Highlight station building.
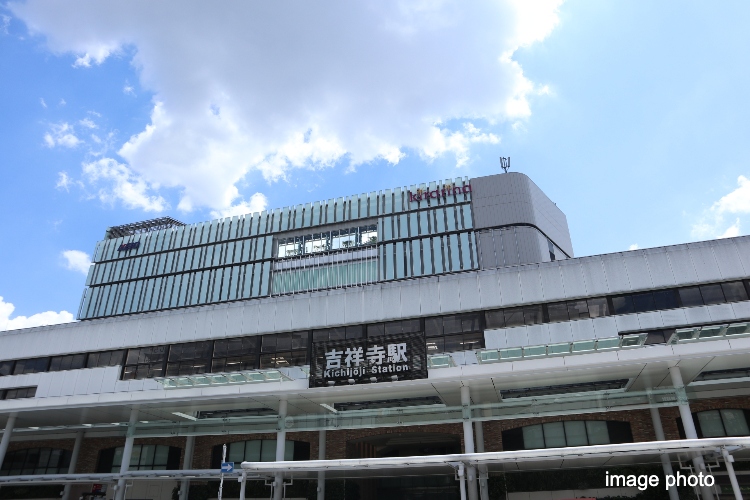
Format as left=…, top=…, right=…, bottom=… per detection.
left=0, top=172, right=749, bottom=500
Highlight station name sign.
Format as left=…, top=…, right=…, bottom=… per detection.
left=310, top=332, right=427, bottom=388
left=118, top=241, right=140, bottom=252
left=407, top=183, right=471, bottom=203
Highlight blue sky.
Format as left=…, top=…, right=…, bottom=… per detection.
left=1, top=1, right=749, bottom=329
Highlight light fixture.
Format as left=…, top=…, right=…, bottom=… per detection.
left=172, top=412, right=198, bottom=421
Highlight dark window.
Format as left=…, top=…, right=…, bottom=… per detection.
left=97, top=445, right=180, bottom=473
left=13, top=358, right=49, bottom=375
left=166, top=341, right=212, bottom=377
left=678, top=287, right=703, bottom=307
left=587, top=297, right=609, bottom=318
left=700, top=284, right=725, bottom=305
left=722, top=281, right=749, bottom=302
left=425, top=317, right=444, bottom=336
left=2, top=387, right=36, bottom=400
left=501, top=420, right=632, bottom=451
left=0, top=361, right=13, bottom=377
left=122, top=346, right=166, bottom=380
left=366, top=323, right=385, bottom=337
left=546, top=303, right=569, bottom=323
left=426, top=336, right=444, bottom=354
left=258, top=332, right=308, bottom=369
left=695, top=409, right=750, bottom=438
left=49, top=354, right=87, bottom=372
left=87, top=350, right=125, bottom=368
left=214, top=440, right=309, bottom=466
left=484, top=310, right=505, bottom=329
left=503, top=307, right=524, bottom=328
left=611, top=296, right=634, bottom=315
left=566, top=300, right=589, bottom=320
left=653, top=290, right=679, bottom=310
left=632, top=292, right=656, bottom=313
left=0, top=448, right=71, bottom=476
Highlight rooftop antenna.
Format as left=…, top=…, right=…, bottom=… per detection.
left=500, top=156, right=510, bottom=173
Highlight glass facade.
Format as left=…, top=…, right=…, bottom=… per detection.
left=78, top=178, right=474, bottom=319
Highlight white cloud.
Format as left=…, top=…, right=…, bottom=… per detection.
left=0, top=296, right=74, bottom=332
left=61, top=250, right=91, bottom=275
left=82, top=157, right=168, bottom=212
left=43, top=122, right=81, bottom=148
left=58, top=98, right=66, bottom=106
left=79, top=117, right=97, bottom=129
left=55, top=171, right=82, bottom=191
left=628, top=244, right=639, bottom=250
left=123, top=82, right=135, bottom=96
left=12, top=0, right=563, bottom=214
left=39, top=97, right=47, bottom=108
left=210, top=192, right=268, bottom=219
left=692, top=175, right=750, bottom=239
left=1, top=14, right=9, bottom=35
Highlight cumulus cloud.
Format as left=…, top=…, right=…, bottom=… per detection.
left=82, top=157, right=168, bottom=212
left=210, top=192, right=268, bottom=219
left=39, top=97, right=46, bottom=108
left=692, top=175, right=750, bottom=239
left=12, top=0, right=563, bottom=214
left=61, top=249, right=91, bottom=275
left=79, top=117, right=97, bottom=129
left=628, top=244, right=639, bottom=250
left=123, top=81, right=135, bottom=96
left=1, top=14, right=9, bottom=35
left=0, top=296, right=74, bottom=331
left=43, top=122, right=81, bottom=148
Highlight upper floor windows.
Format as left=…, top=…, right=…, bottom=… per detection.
left=502, top=420, right=633, bottom=451
left=0, top=448, right=71, bottom=476
left=96, top=445, right=181, bottom=473
left=695, top=409, right=749, bottom=438
left=277, top=225, right=378, bottom=258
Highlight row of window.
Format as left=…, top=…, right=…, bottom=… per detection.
left=89, top=235, right=272, bottom=286
left=502, top=420, right=633, bottom=451
left=1, top=387, right=36, bottom=400
left=272, top=258, right=378, bottom=295
left=380, top=205, right=473, bottom=241
left=0, top=349, right=123, bottom=376
left=277, top=225, right=378, bottom=258
left=96, top=179, right=471, bottom=263
left=96, top=445, right=181, bottom=473
left=214, top=440, right=309, bottom=465
left=79, top=261, right=272, bottom=319
left=381, top=232, right=477, bottom=281
left=485, top=280, right=750, bottom=330
left=0, top=448, right=71, bottom=476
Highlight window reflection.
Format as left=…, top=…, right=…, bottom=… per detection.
left=276, top=225, right=378, bottom=258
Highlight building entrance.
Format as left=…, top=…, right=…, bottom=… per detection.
left=347, top=432, right=461, bottom=500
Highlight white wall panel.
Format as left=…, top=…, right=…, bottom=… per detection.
left=257, top=299, right=278, bottom=333
left=99, top=367, right=119, bottom=393
left=579, top=257, right=609, bottom=296
left=503, top=326, right=528, bottom=349
left=526, top=324, right=550, bottom=346
left=570, top=320, right=596, bottom=341
left=601, top=255, right=631, bottom=293
left=457, top=274, right=481, bottom=311
left=45, top=372, right=64, bottom=398
left=731, top=301, right=750, bottom=321
left=225, top=306, right=244, bottom=337
left=381, top=285, right=403, bottom=320
left=732, top=237, right=750, bottom=275
left=683, top=306, right=712, bottom=325
left=483, top=329, right=506, bottom=349
left=666, top=249, right=698, bottom=285
left=707, top=303, right=736, bottom=323
left=326, top=292, right=348, bottom=327
left=73, top=371, right=91, bottom=395
left=636, top=311, right=663, bottom=330
left=165, top=314, right=185, bottom=343
left=344, top=289, right=365, bottom=325
left=643, top=250, right=676, bottom=288
left=592, top=316, right=618, bottom=339
left=60, top=371, right=79, bottom=396
left=519, top=266, right=544, bottom=304
left=362, top=286, right=386, bottom=323
left=209, top=309, right=229, bottom=338
left=660, top=308, right=688, bottom=328
left=85, top=369, right=104, bottom=395
left=307, top=293, right=328, bottom=329
left=548, top=321, right=573, bottom=344
left=400, top=282, right=422, bottom=318
left=614, top=314, right=640, bottom=333
left=623, top=254, right=653, bottom=291
left=538, top=265, right=565, bottom=302
left=477, top=271, right=502, bottom=309
left=274, top=299, right=294, bottom=332
left=496, top=269, right=522, bottom=306
left=712, top=242, right=746, bottom=280
left=559, top=261, right=587, bottom=299
left=419, top=280, right=442, bottom=316
left=289, top=297, right=310, bottom=331
left=241, top=302, right=261, bottom=334
left=438, top=277, right=462, bottom=314
left=189, top=310, right=210, bottom=342
left=689, top=244, right=723, bottom=283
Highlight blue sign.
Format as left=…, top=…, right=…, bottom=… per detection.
left=220, top=462, right=234, bottom=473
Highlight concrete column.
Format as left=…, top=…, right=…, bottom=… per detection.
left=460, top=386, right=479, bottom=500
left=179, top=434, right=196, bottom=500
left=273, top=400, right=288, bottom=500
left=239, top=471, right=247, bottom=500
left=61, top=430, right=85, bottom=500
left=317, top=429, right=326, bottom=500
left=650, top=407, right=679, bottom=500
left=115, top=408, right=139, bottom=500
left=474, top=421, right=489, bottom=500
left=669, top=367, right=714, bottom=500
left=0, top=413, right=18, bottom=471
left=721, top=447, right=743, bottom=500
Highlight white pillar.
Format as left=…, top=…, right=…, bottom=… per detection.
left=317, top=430, right=326, bottom=500
left=669, top=367, right=714, bottom=500
left=458, top=464, right=467, bottom=500
left=273, top=400, right=288, bottom=500
left=115, top=408, right=139, bottom=500
left=238, top=471, right=247, bottom=500
left=474, top=421, right=489, bottom=500
left=61, top=430, right=85, bottom=500
left=460, top=386, right=479, bottom=500
left=650, top=408, right=679, bottom=500
left=721, top=447, right=743, bottom=500
left=179, top=434, right=195, bottom=500
left=0, top=413, right=18, bottom=470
